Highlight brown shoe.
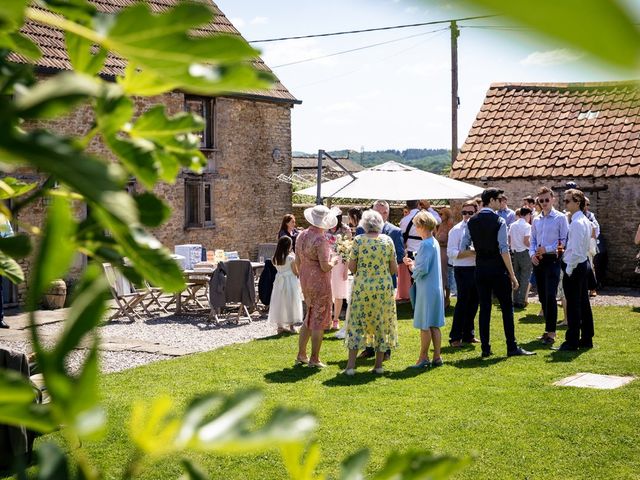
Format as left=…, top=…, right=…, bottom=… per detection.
left=450, top=340, right=463, bottom=348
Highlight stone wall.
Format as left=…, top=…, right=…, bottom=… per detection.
left=9, top=85, right=294, bottom=303
left=465, top=176, right=640, bottom=287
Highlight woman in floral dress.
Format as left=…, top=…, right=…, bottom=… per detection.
left=295, top=205, right=341, bottom=368
left=343, top=210, right=398, bottom=375
left=327, top=213, right=352, bottom=331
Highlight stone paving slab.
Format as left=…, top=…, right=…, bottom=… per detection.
left=554, top=372, right=636, bottom=390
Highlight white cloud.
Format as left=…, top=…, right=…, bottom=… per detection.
left=229, top=17, right=245, bottom=28
left=520, top=48, right=584, bottom=66
left=262, top=39, right=334, bottom=68
left=396, top=61, right=448, bottom=78
left=250, top=16, right=268, bottom=25
left=404, top=6, right=419, bottom=14
left=317, top=101, right=362, bottom=114
left=355, top=89, right=382, bottom=101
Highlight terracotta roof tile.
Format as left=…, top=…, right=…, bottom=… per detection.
left=455, top=81, right=640, bottom=178
left=9, top=0, right=298, bottom=104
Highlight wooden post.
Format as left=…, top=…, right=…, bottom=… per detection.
left=450, top=20, right=460, bottom=164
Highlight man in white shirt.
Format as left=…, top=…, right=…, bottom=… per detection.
left=447, top=200, right=479, bottom=347
left=400, top=200, right=442, bottom=257
left=555, top=189, right=594, bottom=351
left=509, top=207, right=532, bottom=308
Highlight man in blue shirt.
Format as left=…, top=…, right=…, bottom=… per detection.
left=497, top=194, right=516, bottom=227
left=461, top=188, right=534, bottom=358
left=529, top=186, right=569, bottom=345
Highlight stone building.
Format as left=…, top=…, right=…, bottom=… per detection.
left=451, top=81, right=640, bottom=286
left=4, top=0, right=300, bottom=304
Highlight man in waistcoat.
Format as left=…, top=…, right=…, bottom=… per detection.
left=461, top=188, right=535, bottom=358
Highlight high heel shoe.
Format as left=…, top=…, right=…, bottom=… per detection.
left=294, top=357, right=309, bottom=366
left=409, top=359, right=430, bottom=369
left=342, top=368, right=356, bottom=376
left=370, top=367, right=384, bottom=374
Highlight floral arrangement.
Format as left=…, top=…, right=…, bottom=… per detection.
left=335, top=234, right=354, bottom=262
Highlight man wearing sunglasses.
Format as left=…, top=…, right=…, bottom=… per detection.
left=555, top=189, right=594, bottom=351
left=530, top=186, right=569, bottom=345
left=460, top=188, right=534, bottom=358
left=446, top=200, right=480, bottom=347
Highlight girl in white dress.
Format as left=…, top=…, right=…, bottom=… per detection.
left=268, top=236, right=303, bottom=333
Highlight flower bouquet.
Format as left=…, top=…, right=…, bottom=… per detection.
left=335, top=234, right=353, bottom=262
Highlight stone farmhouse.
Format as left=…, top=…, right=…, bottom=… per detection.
left=451, top=81, right=640, bottom=286
left=4, top=0, right=300, bottom=304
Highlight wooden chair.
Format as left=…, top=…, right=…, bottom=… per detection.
left=102, top=263, right=148, bottom=321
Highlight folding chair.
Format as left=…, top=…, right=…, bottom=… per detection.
left=102, top=263, right=148, bottom=321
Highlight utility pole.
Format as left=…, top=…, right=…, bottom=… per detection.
left=450, top=20, right=460, bottom=164
left=316, top=149, right=324, bottom=205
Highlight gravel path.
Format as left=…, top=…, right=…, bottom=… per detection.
left=2, top=313, right=279, bottom=374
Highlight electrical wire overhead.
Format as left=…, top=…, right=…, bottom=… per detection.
left=249, top=14, right=497, bottom=43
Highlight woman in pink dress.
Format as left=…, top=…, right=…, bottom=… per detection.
left=295, top=205, right=341, bottom=368
left=436, top=207, right=454, bottom=308
left=327, top=212, right=352, bottom=331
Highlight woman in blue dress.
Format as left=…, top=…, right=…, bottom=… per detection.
left=403, top=210, right=445, bottom=368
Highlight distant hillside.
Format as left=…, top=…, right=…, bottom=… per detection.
left=293, top=149, right=451, bottom=174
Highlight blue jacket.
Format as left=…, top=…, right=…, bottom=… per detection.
left=382, top=221, right=404, bottom=288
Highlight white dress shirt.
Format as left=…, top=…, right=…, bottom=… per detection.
left=563, top=210, right=591, bottom=276
left=508, top=218, right=531, bottom=253
left=447, top=220, right=475, bottom=267
left=399, top=207, right=442, bottom=253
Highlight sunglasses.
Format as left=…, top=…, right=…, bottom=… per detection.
left=538, top=198, right=552, bottom=204
left=564, top=198, right=575, bottom=204
left=461, top=211, right=475, bottom=216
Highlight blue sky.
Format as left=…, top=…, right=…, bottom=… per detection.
left=215, top=0, right=634, bottom=153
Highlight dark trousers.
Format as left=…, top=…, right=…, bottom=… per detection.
left=533, top=255, right=561, bottom=332
left=475, top=265, right=517, bottom=354
left=449, top=266, right=478, bottom=342
left=562, top=261, right=594, bottom=347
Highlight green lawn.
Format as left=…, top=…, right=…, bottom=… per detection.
left=35, top=303, right=640, bottom=479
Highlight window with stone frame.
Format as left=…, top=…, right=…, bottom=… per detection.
left=184, top=178, right=214, bottom=228
left=184, top=95, right=216, bottom=149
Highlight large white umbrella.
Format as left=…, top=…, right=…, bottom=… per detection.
left=296, top=160, right=483, bottom=201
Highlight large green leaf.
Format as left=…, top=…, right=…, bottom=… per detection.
left=14, top=71, right=108, bottom=119
left=0, top=32, right=42, bottom=59
left=0, top=129, right=135, bottom=227
left=0, top=176, right=37, bottom=200
left=95, top=94, right=133, bottom=137
left=134, top=192, right=171, bottom=227
left=0, top=371, right=56, bottom=432
left=0, top=0, right=28, bottom=32
left=28, top=196, right=76, bottom=309
left=0, top=234, right=32, bottom=258
left=104, top=134, right=158, bottom=189
left=42, top=0, right=96, bottom=22
left=129, top=106, right=204, bottom=140
left=372, top=450, right=471, bottom=480
left=52, top=265, right=108, bottom=361
left=0, top=250, right=24, bottom=284
left=65, top=30, right=107, bottom=76
left=339, top=449, right=370, bottom=480
left=36, top=442, right=70, bottom=480
left=460, top=0, right=640, bottom=69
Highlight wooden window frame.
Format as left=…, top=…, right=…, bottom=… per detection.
left=184, top=178, right=215, bottom=229
left=184, top=95, right=216, bottom=150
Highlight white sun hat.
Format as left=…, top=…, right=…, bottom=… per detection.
left=303, top=205, right=341, bottom=230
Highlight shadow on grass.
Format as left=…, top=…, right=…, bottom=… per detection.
left=386, top=366, right=431, bottom=380
left=547, top=349, right=587, bottom=363
left=632, top=306, right=640, bottom=314
left=323, top=371, right=380, bottom=387
left=518, top=314, right=545, bottom=324
left=450, top=355, right=507, bottom=369
left=441, top=344, right=476, bottom=355
left=518, top=339, right=554, bottom=353
left=264, top=365, right=321, bottom=383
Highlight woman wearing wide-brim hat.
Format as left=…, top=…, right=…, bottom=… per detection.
left=294, top=205, right=341, bottom=368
